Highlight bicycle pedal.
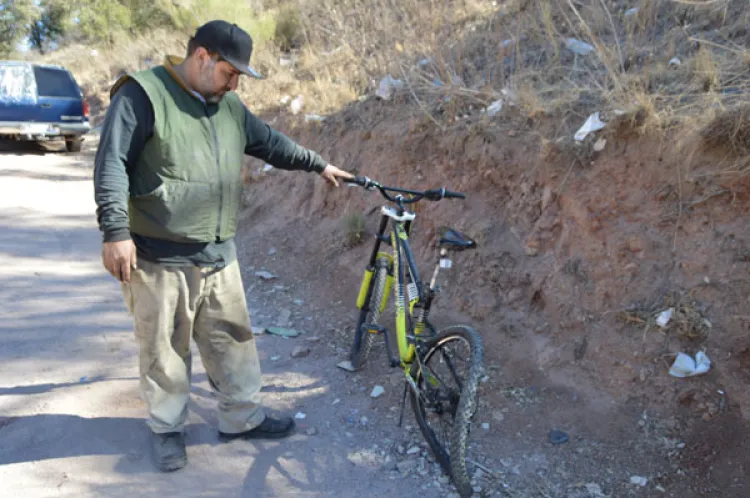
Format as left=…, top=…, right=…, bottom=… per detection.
left=362, top=323, right=386, bottom=335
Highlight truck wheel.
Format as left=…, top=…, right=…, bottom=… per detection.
left=65, top=139, right=82, bottom=153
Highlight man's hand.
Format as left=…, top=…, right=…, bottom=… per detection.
left=320, top=164, right=354, bottom=187
left=102, top=240, right=137, bottom=282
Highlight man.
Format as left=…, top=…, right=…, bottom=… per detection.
left=93, top=20, right=353, bottom=472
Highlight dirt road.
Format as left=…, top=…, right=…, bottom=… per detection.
left=0, top=140, right=458, bottom=498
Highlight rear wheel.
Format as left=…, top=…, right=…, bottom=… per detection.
left=65, top=138, right=82, bottom=153
left=349, top=258, right=390, bottom=369
left=409, top=325, right=484, bottom=497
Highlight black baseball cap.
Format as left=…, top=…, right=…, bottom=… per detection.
left=191, top=20, right=264, bottom=79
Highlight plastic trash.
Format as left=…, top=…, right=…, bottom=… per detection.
left=485, top=99, right=503, bottom=117
left=625, top=8, right=639, bottom=17
left=656, top=308, right=674, bottom=328
left=304, top=114, right=326, bottom=122
left=669, top=352, right=711, bottom=378
left=669, top=57, right=682, bottom=67
left=593, top=138, right=607, bottom=152
left=290, top=96, right=304, bottom=115
left=295, top=412, right=307, bottom=419
left=565, top=38, right=595, bottom=56
left=574, top=112, right=607, bottom=141
left=370, top=385, right=385, bottom=398
left=375, top=75, right=405, bottom=100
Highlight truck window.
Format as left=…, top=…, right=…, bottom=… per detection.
left=33, top=67, right=80, bottom=98
left=0, top=64, right=38, bottom=103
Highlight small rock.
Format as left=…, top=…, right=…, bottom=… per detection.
left=270, top=355, right=281, bottom=361
left=524, top=237, right=540, bottom=257
left=593, top=138, right=607, bottom=152
left=396, top=444, right=405, bottom=454
left=306, top=336, right=321, bottom=343
left=549, top=430, right=569, bottom=444
left=277, top=308, right=292, bottom=327
left=291, top=346, right=311, bottom=358
left=585, top=483, right=605, bottom=497
left=332, top=398, right=340, bottom=405
left=492, top=411, right=505, bottom=422
left=294, top=299, right=304, bottom=306
left=337, top=360, right=358, bottom=372
left=255, top=271, right=278, bottom=280
left=251, top=326, right=266, bottom=335
left=306, top=427, right=318, bottom=436
left=267, top=327, right=300, bottom=338
left=472, top=486, right=482, bottom=494
left=360, top=416, right=369, bottom=425
left=627, top=237, right=644, bottom=253
left=481, top=423, right=490, bottom=430
left=397, top=460, right=418, bottom=473
left=370, top=385, right=385, bottom=398
left=438, top=475, right=450, bottom=485
left=268, top=247, right=277, bottom=255
left=541, top=186, right=554, bottom=211
left=295, top=412, right=307, bottom=419
left=407, top=446, right=421, bottom=455
left=630, top=475, right=648, bottom=487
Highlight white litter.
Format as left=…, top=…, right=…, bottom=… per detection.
left=565, top=38, right=595, bottom=56
left=574, top=112, right=607, bottom=141
left=290, top=95, right=304, bottom=115
left=669, top=352, right=711, bottom=378
left=304, top=114, right=326, bottom=122
left=295, top=412, right=307, bottom=419
left=375, top=75, right=405, bottom=101
left=669, top=57, right=682, bottom=67
left=484, top=99, right=503, bottom=117
left=656, top=308, right=674, bottom=328
left=625, top=8, right=639, bottom=17
left=593, top=138, right=607, bottom=152
left=280, top=95, right=291, bottom=105
left=370, top=385, right=385, bottom=398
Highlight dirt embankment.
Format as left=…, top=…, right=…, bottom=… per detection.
left=236, top=94, right=750, bottom=494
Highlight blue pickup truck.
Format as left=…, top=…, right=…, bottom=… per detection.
left=0, top=60, right=91, bottom=152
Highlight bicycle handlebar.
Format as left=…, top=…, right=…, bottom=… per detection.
left=344, top=176, right=466, bottom=204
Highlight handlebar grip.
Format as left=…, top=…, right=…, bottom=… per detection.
left=344, top=176, right=368, bottom=187
left=425, top=188, right=466, bottom=200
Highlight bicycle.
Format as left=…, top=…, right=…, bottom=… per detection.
left=342, top=176, right=485, bottom=497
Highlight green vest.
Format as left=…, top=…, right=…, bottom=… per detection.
left=117, top=66, right=247, bottom=243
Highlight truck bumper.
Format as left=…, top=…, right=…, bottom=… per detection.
left=0, top=121, right=91, bottom=140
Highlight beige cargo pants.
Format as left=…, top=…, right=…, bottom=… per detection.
left=121, top=258, right=265, bottom=434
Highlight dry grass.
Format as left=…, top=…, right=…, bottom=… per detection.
left=617, top=289, right=713, bottom=343
left=700, top=104, right=750, bottom=155
left=31, top=0, right=750, bottom=143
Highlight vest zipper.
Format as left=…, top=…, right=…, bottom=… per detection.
left=205, top=106, right=223, bottom=241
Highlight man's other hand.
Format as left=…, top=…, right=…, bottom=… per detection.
left=102, top=240, right=137, bottom=282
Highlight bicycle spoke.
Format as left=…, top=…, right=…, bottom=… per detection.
left=440, top=346, right=464, bottom=392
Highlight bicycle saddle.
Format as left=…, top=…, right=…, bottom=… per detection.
left=437, top=227, right=477, bottom=251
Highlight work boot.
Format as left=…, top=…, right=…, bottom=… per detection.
left=218, top=415, right=296, bottom=441
left=151, top=431, right=187, bottom=472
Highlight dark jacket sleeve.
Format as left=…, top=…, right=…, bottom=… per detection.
left=93, top=80, right=154, bottom=242
left=243, top=107, right=328, bottom=173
